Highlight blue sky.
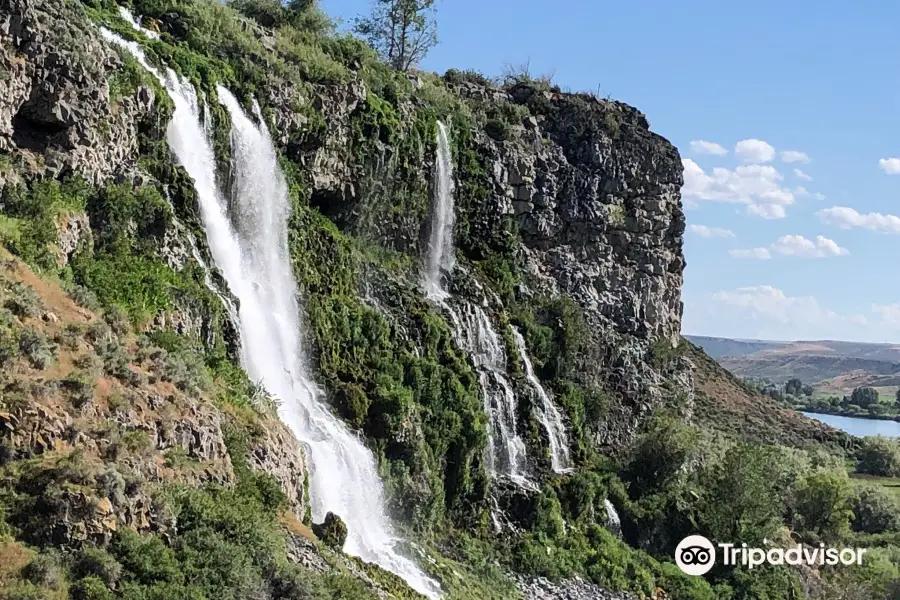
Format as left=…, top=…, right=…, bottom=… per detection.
left=323, top=0, right=900, bottom=342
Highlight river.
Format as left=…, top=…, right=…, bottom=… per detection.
left=801, top=412, right=900, bottom=437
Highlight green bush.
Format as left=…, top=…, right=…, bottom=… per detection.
left=857, top=436, right=900, bottom=477
left=852, top=486, right=900, bottom=534
left=790, top=469, right=854, bottom=541
left=4, top=282, right=43, bottom=318
left=18, top=327, right=58, bottom=369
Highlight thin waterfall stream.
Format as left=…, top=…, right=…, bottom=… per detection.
left=511, top=329, right=572, bottom=473
left=423, top=122, right=530, bottom=482
left=102, top=12, right=441, bottom=598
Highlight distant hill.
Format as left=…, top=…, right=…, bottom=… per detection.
left=685, top=334, right=900, bottom=391
left=684, top=335, right=786, bottom=359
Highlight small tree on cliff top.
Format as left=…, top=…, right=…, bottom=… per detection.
left=354, top=0, right=437, bottom=71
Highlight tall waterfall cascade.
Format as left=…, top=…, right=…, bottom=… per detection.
left=511, top=329, right=572, bottom=473
left=422, top=122, right=530, bottom=482
left=423, top=121, right=456, bottom=300
left=102, top=12, right=441, bottom=598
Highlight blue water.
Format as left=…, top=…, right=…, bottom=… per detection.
left=801, top=412, right=900, bottom=437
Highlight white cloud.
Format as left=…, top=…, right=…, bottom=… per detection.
left=794, top=168, right=813, bottom=181
left=812, top=192, right=826, bottom=201
left=729, top=248, right=772, bottom=259
left=794, top=186, right=809, bottom=197
left=688, top=224, right=735, bottom=238
left=817, top=206, right=900, bottom=234
left=712, top=286, right=841, bottom=328
left=878, top=158, right=900, bottom=174
left=690, top=140, right=728, bottom=156
left=746, top=203, right=786, bottom=219
left=734, top=139, right=776, bottom=163
left=683, top=286, right=870, bottom=341
left=729, top=234, right=848, bottom=260
left=682, top=159, right=794, bottom=219
left=872, top=303, right=900, bottom=327
left=781, top=150, right=810, bottom=164
left=769, top=234, right=849, bottom=258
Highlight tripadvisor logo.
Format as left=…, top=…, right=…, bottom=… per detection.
left=675, top=535, right=868, bottom=576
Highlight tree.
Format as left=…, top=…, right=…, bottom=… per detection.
left=850, top=386, right=880, bottom=408
left=354, top=0, right=437, bottom=71
left=857, top=436, right=900, bottom=477
left=894, top=388, right=900, bottom=410
left=791, top=470, right=854, bottom=541
left=785, top=378, right=803, bottom=396
left=852, top=486, right=900, bottom=534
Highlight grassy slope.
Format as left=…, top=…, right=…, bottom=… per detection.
left=686, top=340, right=853, bottom=450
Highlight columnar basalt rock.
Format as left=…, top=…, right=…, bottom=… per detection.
left=0, top=0, right=161, bottom=184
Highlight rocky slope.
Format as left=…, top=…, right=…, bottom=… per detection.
left=0, top=0, right=846, bottom=598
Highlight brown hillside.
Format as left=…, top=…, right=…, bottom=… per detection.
left=685, top=340, right=853, bottom=450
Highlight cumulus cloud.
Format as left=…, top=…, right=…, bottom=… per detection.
left=734, top=139, right=776, bottom=163
left=794, top=168, right=813, bottom=181
left=711, top=286, right=836, bottom=325
left=682, top=286, right=877, bottom=341
left=817, top=206, right=900, bottom=234
left=689, top=140, right=728, bottom=156
left=729, top=235, right=848, bottom=259
left=688, top=224, right=735, bottom=238
left=746, top=203, right=787, bottom=219
left=781, top=150, right=810, bottom=164
left=729, top=248, right=772, bottom=259
left=681, top=159, right=794, bottom=219
left=769, top=235, right=849, bottom=258
left=878, top=158, right=900, bottom=174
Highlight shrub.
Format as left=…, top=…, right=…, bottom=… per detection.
left=852, top=486, right=900, bottom=534
left=312, top=512, right=347, bottom=549
left=22, top=551, right=65, bottom=589
left=4, top=282, right=44, bottom=318
left=791, top=470, right=854, bottom=541
left=18, top=327, right=58, bottom=369
left=73, top=547, right=123, bottom=587
left=857, top=436, right=900, bottom=477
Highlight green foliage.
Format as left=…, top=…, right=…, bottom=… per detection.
left=18, top=327, right=58, bottom=370
left=312, top=512, right=348, bottom=549
left=622, top=413, right=698, bottom=498
left=354, top=0, right=438, bottom=71
left=791, top=469, right=854, bottom=541
left=851, top=386, right=881, bottom=408
left=852, top=486, right=900, bottom=534
left=693, top=443, right=787, bottom=546
left=858, top=436, right=900, bottom=477
left=4, top=282, right=44, bottom=319
left=0, top=179, right=90, bottom=271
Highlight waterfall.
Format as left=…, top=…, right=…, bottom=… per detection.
left=511, top=329, right=572, bottom=473
left=423, top=122, right=455, bottom=299
left=445, top=302, right=529, bottom=482
left=604, top=499, right=623, bottom=538
left=101, top=18, right=441, bottom=599
left=421, top=121, right=529, bottom=482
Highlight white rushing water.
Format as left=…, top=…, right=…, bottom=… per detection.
left=423, top=122, right=456, bottom=299
left=421, top=121, right=530, bottom=482
left=445, top=302, right=529, bottom=481
left=511, top=329, right=572, bottom=472
left=604, top=499, right=622, bottom=538
left=102, top=16, right=441, bottom=599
